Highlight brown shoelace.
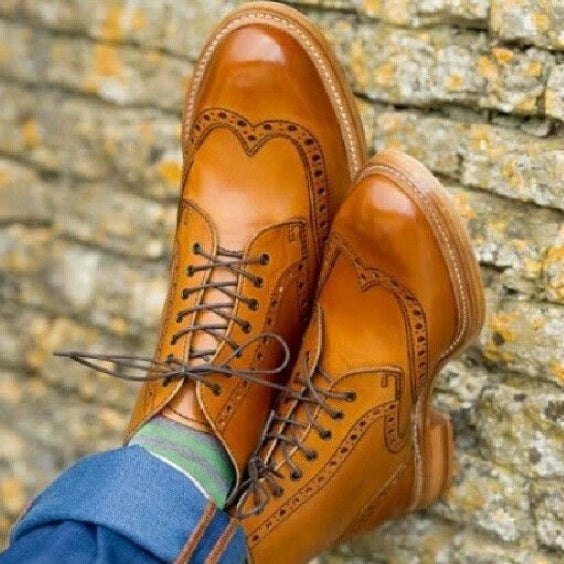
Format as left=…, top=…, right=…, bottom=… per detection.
left=235, top=328, right=356, bottom=517
left=56, top=244, right=292, bottom=395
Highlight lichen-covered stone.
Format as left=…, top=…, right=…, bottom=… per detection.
left=479, top=47, right=554, bottom=115
left=480, top=297, right=564, bottom=387
left=546, top=64, right=564, bottom=122
left=374, top=111, right=466, bottom=176
left=0, top=20, right=193, bottom=110
left=544, top=226, right=564, bottom=305
left=432, top=454, right=533, bottom=542
left=461, top=123, right=564, bottom=210
left=445, top=186, right=563, bottom=303
left=532, top=480, right=564, bottom=551
left=320, top=18, right=555, bottom=116
left=53, top=183, right=177, bottom=259
left=323, top=21, right=488, bottom=108
left=491, top=0, right=564, bottom=51
left=477, top=383, right=564, bottom=478
left=47, top=241, right=168, bottom=330
left=0, top=0, right=236, bottom=60
left=359, top=0, right=488, bottom=26
left=0, top=160, right=51, bottom=223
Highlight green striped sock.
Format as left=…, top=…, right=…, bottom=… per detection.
left=130, top=415, right=234, bottom=508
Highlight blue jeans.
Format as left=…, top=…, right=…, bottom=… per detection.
left=1, top=446, right=246, bottom=563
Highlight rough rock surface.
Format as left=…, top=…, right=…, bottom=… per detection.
left=0, top=1, right=563, bottom=561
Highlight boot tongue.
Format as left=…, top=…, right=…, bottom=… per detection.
left=186, top=130, right=294, bottom=365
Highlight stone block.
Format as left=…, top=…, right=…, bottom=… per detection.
left=0, top=84, right=184, bottom=195
left=374, top=111, right=466, bottom=177
left=0, top=160, right=51, bottom=223
left=433, top=454, right=532, bottom=542
left=94, top=107, right=184, bottom=200
left=461, top=123, right=564, bottom=210
left=0, top=21, right=193, bottom=110
left=546, top=64, right=564, bottom=122
left=359, top=0, right=488, bottom=26
left=544, top=225, right=564, bottom=305
left=0, top=84, right=110, bottom=178
left=477, top=383, right=564, bottom=478
left=481, top=294, right=564, bottom=387
left=445, top=186, right=563, bottom=302
left=479, top=47, right=554, bottom=115
left=491, top=0, right=564, bottom=51
left=325, top=21, right=488, bottom=108
left=0, top=0, right=235, bottom=60
left=48, top=240, right=168, bottom=330
left=53, top=182, right=177, bottom=259
left=532, top=480, right=564, bottom=551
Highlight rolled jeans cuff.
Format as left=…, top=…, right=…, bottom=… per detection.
left=10, top=446, right=246, bottom=563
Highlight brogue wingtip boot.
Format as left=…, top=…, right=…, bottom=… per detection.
left=123, top=1, right=367, bottom=493
left=233, top=149, right=485, bottom=563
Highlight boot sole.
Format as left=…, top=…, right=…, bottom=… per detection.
left=360, top=150, right=485, bottom=510
left=181, top=1, right=367, bottom=183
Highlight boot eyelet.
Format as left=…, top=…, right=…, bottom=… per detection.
left=272, top=487, right=284, bottom=498
left=249, top=299, right=259, bottom=311
left=175, top=314, right=183, bottom=323
left=192, top=242, right=202, bottom=254
left=186, top=266, right=195, bottom=277
left=260, top=253, right=270, bottom=266
left=289, top=469, right=302, bottom=481
left=181, top=288, right=189, bottom=300
left=332, top=411, right=344, bottom=421
left=319, top=429, right=332, bottom=440
left=345, top=391, right=357, bottom=402
left=213, top=386, right=222, bottom=396
left=305, top=450, right=318, bottom=461
left=254, top=277, right=264, bottom=288
left=242, top=323, right=252, bottom=334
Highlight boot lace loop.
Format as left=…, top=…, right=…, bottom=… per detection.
left=55, top=244, right=289, bottom=395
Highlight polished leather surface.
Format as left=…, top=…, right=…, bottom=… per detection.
left=126, top=3, right=365, bottom=492
left=234, top=151, right=484, bottom=563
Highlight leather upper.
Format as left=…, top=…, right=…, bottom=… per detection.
left=125, top=15, right=365, bottom=492
left=234, top=159, right=474, bottom=563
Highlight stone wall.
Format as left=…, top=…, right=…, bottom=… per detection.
left=0, top=1, right=562, bottom=561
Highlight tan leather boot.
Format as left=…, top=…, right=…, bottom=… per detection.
left=60, top=1, right=366, bottom=496
left=233, top=150, right=485, bottom=563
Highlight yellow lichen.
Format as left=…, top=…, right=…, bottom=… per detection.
left=492, top=47, right=514, bottom=64
left=138, top=121, right=153, bottom=143
left=110, top=317, right=128, bottom=336
left=447, top=74, right=463, bottom=90
left=523, top=259, right=542, bottom=277
left=452, top=193, right=476, bottom=220
left=515, top=97, right=537, bottom=112
left=363, top=0, right=381, bottom=17
left=489, top=311, right=518, bottom=344
left=21, top=118, right=40, bottom=148
left=0, top=167, right=8, bottom=188
left=477, top=56, right=498, bottom=80
left=131, top=10, right=146, bottom=32
left=526, top=61, right=543, bottom=78
left=159, top=160, right=182, bottom=185
left=530, top=316, right=547, bottom=331
left=374, top=62, right=395, bottom=87
left=92, top=45, right=122, bottom=78
left=532, top=12, right=550, bottom=32
left=551, top=362, right=564, bottom=384
left=100, top=5, right=123, bottom=41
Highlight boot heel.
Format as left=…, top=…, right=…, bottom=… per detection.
left=414, top=410, right=455, bottom=510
